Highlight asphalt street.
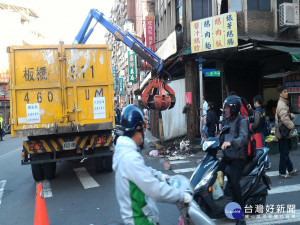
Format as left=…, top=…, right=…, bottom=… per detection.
left=0, top=134, right=300, bottom=225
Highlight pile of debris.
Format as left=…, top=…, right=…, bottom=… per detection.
left=149, top=137, right=200, bottom=158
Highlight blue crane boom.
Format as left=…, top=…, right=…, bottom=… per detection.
left=74, top=9, right=175, bottom=111
left=74, top=9, right=164, bottom=74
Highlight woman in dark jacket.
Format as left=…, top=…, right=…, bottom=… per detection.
left=206, top=102, right=218, bottom=137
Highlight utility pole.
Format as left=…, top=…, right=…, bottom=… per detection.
left=195, top=57, right=206, bottom=137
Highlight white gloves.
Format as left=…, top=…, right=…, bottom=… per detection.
left=183, top=192, right=193, bottom=204
left=160, top=173, right=170, bottom=182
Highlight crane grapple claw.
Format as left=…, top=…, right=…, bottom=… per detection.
left=141, top=78, right=176, bottom=111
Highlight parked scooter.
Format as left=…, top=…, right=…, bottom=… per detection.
left=190, top=126, right=271, bottom=219
left=107, top=175, right=216, bottom=225
left=112, top=124, right=123, bottom=145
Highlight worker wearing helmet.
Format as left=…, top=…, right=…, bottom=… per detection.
left=113, top=104, right=192, bottom=225
left=219, top=95, right=248, bottom=225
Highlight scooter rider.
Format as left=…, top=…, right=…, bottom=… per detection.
left=219, top=95, right=248, bottom=225
left=113, top=105, right=193, bottom=225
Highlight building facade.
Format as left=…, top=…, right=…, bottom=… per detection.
left=153, top=0, right=300, bottom=140
left=0, top=3, right=39, bottom=125
left=106, top=0, right=155, bottom=110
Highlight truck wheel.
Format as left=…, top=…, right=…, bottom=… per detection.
left=103, top=155, right=113, bottom=172
left=43, top=162, right=56, bottom=179
left=31, top=163, right=44, bottom=181
left=95, top=157, right=105, bottom=173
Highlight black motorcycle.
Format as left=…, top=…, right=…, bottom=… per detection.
left=190, top=127, right=271, bottom=219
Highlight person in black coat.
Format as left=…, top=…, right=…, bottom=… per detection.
left=206, top=102, right=218, bottom=137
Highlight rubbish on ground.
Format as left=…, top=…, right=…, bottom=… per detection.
left=149, top=150, right=159, bottom=157
left=164, top=161, right=171, bottom=170
left=153, top=142, right=164, bottom=151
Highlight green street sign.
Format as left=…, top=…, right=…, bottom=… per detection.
left=205, top=70, right=220, bottom=77
left=128, top=50, right=136, bottom=82
left=292, top=54, right=300, bottom=63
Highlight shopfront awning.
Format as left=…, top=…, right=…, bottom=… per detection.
left=262, top=45, right=300, bottom=62
left=263, top=71, right=298, bottom=79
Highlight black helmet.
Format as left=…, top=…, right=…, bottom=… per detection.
left=121, top=105, right=145, bottom=132
left=224, top=95, right=241, bottom=117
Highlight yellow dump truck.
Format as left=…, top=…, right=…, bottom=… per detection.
left=8, top=44, right=115, bottom=181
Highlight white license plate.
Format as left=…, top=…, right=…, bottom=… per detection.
left=63, top=141, right=76, bottom=150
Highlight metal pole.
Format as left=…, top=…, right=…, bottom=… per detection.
left=3, top=93, right=6, bottom=125
left=195, top=57, right=206, bottom=132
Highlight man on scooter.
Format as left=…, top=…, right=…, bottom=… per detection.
left=219, top=95, right=248, bottom=225
left=113, top=105, right=193, bottom=225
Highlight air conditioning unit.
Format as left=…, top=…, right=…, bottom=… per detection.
left=279, top=3, right=299, bottom=27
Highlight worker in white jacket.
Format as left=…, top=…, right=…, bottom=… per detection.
left=113, top=105, right=192, bottom=225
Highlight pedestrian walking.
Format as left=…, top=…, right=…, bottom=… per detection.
left=0, top=114, right=3, bottom=141
left=113, top=105, right=193, bottom=224
left=275, top=86, right=298, bottom=178
left=248, top=95, right=271, bottom=169
left=114, top=104, right=121, bottom=125
left=206, top=102, right=218, bottom=137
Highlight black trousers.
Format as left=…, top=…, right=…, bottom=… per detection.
left=0, top=128, right=3, bottom=140
left=278, top=138, right=293, bottom=174
left=219, top=156, right=246, bottom=208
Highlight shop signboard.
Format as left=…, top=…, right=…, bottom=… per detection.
left=190, top=12, right=238, bottom=53
left=112, top=66, right=117, bottom=90
left=128, top=50, right=136, bottom=82
left=119, top=77, right=124, bottom=95
left=283, top=74, right=300, bottom=93
left=146, top=16, right=155, bottom=52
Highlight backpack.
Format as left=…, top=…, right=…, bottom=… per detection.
left=236, top=116, right=256, bottom=159
left=263, top=117, right=271, bottom=136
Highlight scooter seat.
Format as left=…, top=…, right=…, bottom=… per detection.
left=241, top=148, right=264, bottom=176
left=224, top=149, right=264, bottom=177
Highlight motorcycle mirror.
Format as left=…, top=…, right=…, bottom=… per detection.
left=220, top=126, right=230, bottom=135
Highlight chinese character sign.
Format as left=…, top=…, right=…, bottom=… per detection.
left=119, top=77, right=124, bottom=95
left=190, top=12, right=238, bottom=53
left=128, top=51, right=136, bottom=82
left=146, top=16, right=155, bottom=52
left=112, top=66, right=117, bottom=90
left=26, top=103, right=40, bottom=124
left=93, top=97, right=106, bottom=119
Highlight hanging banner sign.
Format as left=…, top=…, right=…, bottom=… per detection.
left=112, top=66, right=117, bottom=90
left=128, top=50, right=136, bottom=82
left=119, top=77, right=124, bottom=95
left=190, top=12, right=238, bottom=53
left=146, top=16, right=155, bottom=52
left=0, top=70, right=9, bottom=83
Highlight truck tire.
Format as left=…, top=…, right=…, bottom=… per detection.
left=103, top=155, right=113, bottom=172
left=95, top=157, right=105, bottom=173
left=31, top=163, right=44, bottom=181
left=43, top=162, right=56, bottom=179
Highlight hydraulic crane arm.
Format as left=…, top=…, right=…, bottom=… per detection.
left=74, top=9, right=164, bottom=74
left=74, top=9, right=176, bottom=110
